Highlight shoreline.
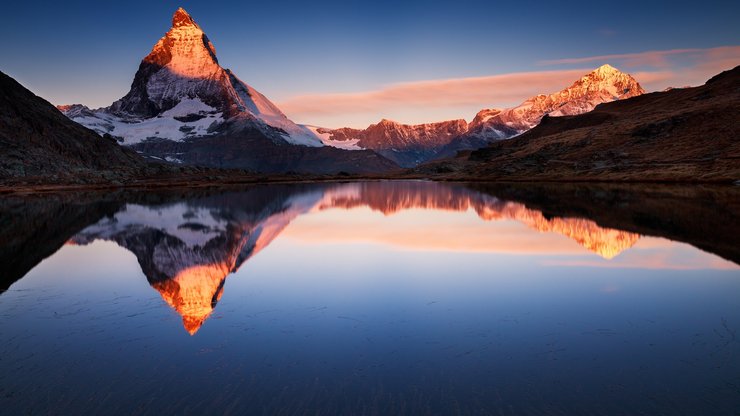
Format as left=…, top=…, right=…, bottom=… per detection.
left=1, top=174, right=738, bottom=195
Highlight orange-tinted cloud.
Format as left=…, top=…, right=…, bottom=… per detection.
left=278, top=69, right=589, bottom=127
left=278, top=46, right=740, bottom=128
left=538, top=48, right=710, bottom=67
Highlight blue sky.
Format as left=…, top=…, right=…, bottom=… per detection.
left=2, top=0, right=738, bottom=127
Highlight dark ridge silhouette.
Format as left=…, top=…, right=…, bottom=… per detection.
left=0, top=70, right=153, bottom=183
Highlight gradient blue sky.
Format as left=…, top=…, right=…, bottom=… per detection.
left=2, top=0, right=738, bottom=127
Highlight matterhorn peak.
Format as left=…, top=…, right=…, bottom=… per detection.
left=59, top=8, right=329, bottom=148
left=172, top=7, right=197, bottom=28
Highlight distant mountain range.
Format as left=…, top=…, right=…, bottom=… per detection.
left=415, top=65, right=740, bottom=182
left=313, top=119, right=470, bottom=167
left=315, top=64, right=645, bottom=167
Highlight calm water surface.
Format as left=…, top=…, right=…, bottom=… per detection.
left=1, top=181, right=738, bottom=415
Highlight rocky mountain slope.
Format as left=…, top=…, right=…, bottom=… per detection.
left=59, top=8, right=397, bottom=174
left=415, top=66, right=740, bottom=182
left=314, top=119, right=469, bottom=167
left=318, top=65, right=644, bottom=166
left=0, top=70, right=156, bottom=183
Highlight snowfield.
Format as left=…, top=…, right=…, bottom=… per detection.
left=304, top=125, right=363, bottom=150
left=68, top=98, right=224, bottom=145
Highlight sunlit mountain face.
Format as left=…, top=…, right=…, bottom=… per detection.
left=64, top=182, right=734, bottom=334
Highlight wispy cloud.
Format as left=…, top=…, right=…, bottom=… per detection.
left=538, top=48, right=709, bottom=67
left=279, top=69, right=589, bottom=127
left=279, top=46, right=740, bottom=128
left=539, top=45, right=740, bottom=88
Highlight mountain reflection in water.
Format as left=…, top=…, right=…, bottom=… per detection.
left=20, top=181, right=723, bottom=334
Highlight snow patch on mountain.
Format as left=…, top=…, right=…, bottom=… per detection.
left=63, top=99, right=223, bottom=144
left=225, top=72, right=320, bottom=146
left=305, top=125, right=363, bottom=150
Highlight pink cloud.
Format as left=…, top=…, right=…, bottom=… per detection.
left=538, top=48, right=708, bottom=67
left=278, top=69, right=589, bottom=126
left=278, top=46, right=740, bottom=128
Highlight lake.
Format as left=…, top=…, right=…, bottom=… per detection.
left=1, top=181, right=738, bottom=415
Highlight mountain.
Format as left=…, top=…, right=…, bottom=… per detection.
left=59, top=8, right=397, bottom=174
left=434, top=64, right=645, bottom=160
left=468, top=64, right=645, bottom=136
left=0, top=70, right=154, bottom=183
left=316, top=65, right=644, bottom=167
left=415, top=66, right=740, bottom=182
left=310, top=119, right=469, bottom=167
left=62, top=8, right=319, bottom=147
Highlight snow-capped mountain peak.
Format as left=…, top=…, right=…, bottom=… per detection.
left=468, top=64, right=645, bottom=135
left=569, top=64, right=645, bottom=99
left=592, top=63, right=619, bottom=75
left=589, top=63, right=637, bottom=81
left=60, top=8, right=322, bottom=147
left=172, top=7, right=198, bottom=27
